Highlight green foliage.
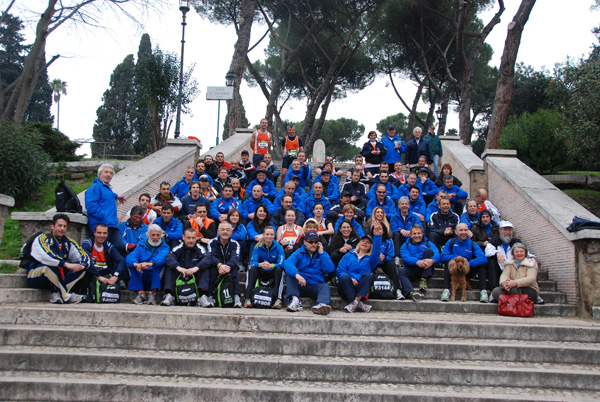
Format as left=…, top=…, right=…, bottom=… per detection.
left=509, top=63, right=554, bottom=119
left=499, top=109, right=570, bottom=174
left=25, top=122, right=81, bottom=162
left=293, top=117, right=364, bottom=162
left=376, top=113, right=408, bottom=139
left=0, top=122, right=51, bottom=205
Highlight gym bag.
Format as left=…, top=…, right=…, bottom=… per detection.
left=175, top=274, right=198, bottom=306
left=251, top=278, right=276, bottom=308
left=88, top=275, right=121, bottom=303
left=370, top=272, right=396, bottom=299
left=214, top=274, right=236, bottom=307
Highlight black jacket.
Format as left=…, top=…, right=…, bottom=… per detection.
left=165, top=243, right=207, bottom=271
left=360, top=141, right=387, bottom=165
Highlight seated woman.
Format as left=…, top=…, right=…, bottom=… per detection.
left=312, top=202, right=334, bottom=240
left=435, top=163, right=463, bottom=188
left=329, top=220, right=360, bottom=268
left=226, top=208, right=248, bottom=268
left=184, top=204, right=216, bottom=246
left=244, top=226, right=285, bottom=309
left=336, top=220, right=384, bottom=313
left=277, top=209, right=304, bottom=258
left=334, top=204, right=365, bottom=237
left=246, top=205, right=271, bottom=252
left=490, top=242, right=539, bottom=303
left=365, top=216, right=402, bottom=300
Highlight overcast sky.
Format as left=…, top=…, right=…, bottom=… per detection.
left=9, top=0, right=600, bottom=156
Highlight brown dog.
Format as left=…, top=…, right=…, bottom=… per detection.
left=448, top=256, right=471, bottom=301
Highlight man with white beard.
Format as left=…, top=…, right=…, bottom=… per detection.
left=484, top=221, right=543, bottom=303
left=126, top=224, right=170, bottom=305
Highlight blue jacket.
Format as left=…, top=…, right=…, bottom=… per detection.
left=439, top=185, right=468, bottom=204
left=425, top=200, right=440, bottom=222
left=248, top=178, right=278, bottom=199
left=82, top=239, right=126, bottom=277
left=409, top=197, right=426, bottom=217
left=301, top=194, right=332, bottom=219
left=400, top=237, right=441, bottom=267
left=246, top=221, right=268, bottom=240
left=417, top=178, right=438, bottom=197
left=231, top=223, right=247, bottom=243
left=85, top=178, right=119, bottom=231
left=153, top=216, right=183, bottom=243
left=192, top=171, right=213, bottom=185
left=249, top=242, right=285, bottom=273
left=171, top=177, right=192, bottom=199
left=283, top=245, right=335, bottom=285
left=380, top=238, right=395, bottom=262
left=406, top=137, right=432, bottom=165
left=440, top=237, right=487, bottom=267
left=273, top=187, right=308, bottom=209
left=390, top=212, right=420, bottom=235
left=284, top=165, right=310, bottom=188
left=210, top=197, right=241, bottom=219
left=460, top=212, right=480, bottom=229
left=334, top=216, right=365, bottom=237
left=337, top=234, right=382, bottom=281
left=381, top=135, right=406, bottom=164
left=368, top=181, right=400, bottom=201
left=118, top=220, right=148, bottom=248
left=366, top=197, right=397, bottom=218
left=313, top=175, right=340, bottom=204
left=241, top=197, right=276, bottom=219
left=125, top=239, right=170, bottom=270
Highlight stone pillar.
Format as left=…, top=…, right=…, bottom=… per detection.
left=0, top=194, right=15, bottom=247
left=313, top=139, right=326, bottom=165
left=11, top=212, right=90, bottom=245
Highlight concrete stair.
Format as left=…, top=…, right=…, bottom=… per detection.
left=0, top=304, right=599, bottom=401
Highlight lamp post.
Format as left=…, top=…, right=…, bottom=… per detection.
left=174, top=0, right=190, bottom=139
left=435, top=106, right=444, bottom=121
left=216, top=71, right=235, bottom=145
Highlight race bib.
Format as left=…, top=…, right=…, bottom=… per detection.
left=259, top=141, right=269, bottom=149
left=288, top=149, right=298, bottom=157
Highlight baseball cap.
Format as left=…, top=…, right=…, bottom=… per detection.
left=499, top=221, right=514, bottom=228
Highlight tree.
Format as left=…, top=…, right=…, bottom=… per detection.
left=376, top=113, right=408, bottom=140
left=26, top=121, right=81, bottom=162
left=486, top=0, right=537, bottom=149
left=295, top=117, right=363, bottom=162
left=50, top=78, right=66, bottom=130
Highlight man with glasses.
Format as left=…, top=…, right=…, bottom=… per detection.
left=366, top=184, right=398, bottom=218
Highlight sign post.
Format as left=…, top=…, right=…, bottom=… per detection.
left=206, top=86, right=234, bottom=145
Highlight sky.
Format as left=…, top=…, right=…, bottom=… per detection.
left=8, top=0, right=600, bottom=157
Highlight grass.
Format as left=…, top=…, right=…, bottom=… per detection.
left=563, top=188, right=600, bottom=218
left=558, top=171, right=600, bottom=176
left=0, top=263, right=18, bottom=274
left=0, top=174, right=95, bottom=261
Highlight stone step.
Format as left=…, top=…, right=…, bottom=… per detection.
left=431, top=267, right=550, bottom=281
left=0, top=274, right=27, bottom=288
left=2, top=305, right=595, bottom=342
left=427, top=277, right=558, bottom=292
left=2, top=371, right=599, bottom=402
left=1, top=345, right=599, bottom=391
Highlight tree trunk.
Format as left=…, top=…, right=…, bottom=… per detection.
left=486, top=0, right=536, bottom=149
left=226, top=0, right=256, bottom=139
left=406, top=81, right=424, bottom=139
left=2, top=0, right=56, bottom=121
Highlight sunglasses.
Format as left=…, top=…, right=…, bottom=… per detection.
left=306, top=240, right=319, bottom=244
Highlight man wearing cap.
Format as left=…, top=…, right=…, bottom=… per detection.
left=198, top=175, right=217, bottom=202
left=247, top=169, right=278, bottom=202
left=381, top=124, right=406, bottom=172
left=424, top=125, right=443, bottom=176
left=327, top=191, right=366, bottom=224
left=342, top=169, right=368, bottom=210
left=405, top=126, right=432, bottom=172
left=283, top=231, right=335, bottom=315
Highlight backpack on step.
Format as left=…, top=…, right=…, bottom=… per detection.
left=214, top=274, right=236, bottom=307
left=251, top=278, right=276, bottom=308
left=175, top=274, right=198, bottom=306
left=370, top=272, right=396, bottom=299
left=88, top=275, right=121, bottom=303
left=55, top=180, right=82, bottom=213
left=18, top=231, right=44, bottom=268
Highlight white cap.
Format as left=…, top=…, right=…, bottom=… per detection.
left=499, top=220, right=514, bottom=229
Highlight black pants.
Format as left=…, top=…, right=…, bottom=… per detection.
left=244, top=266, right=284, bottom=300
left=429, top=232, right=453, bottom=250
left=491, top=286, right=537, bottom=302
left=378, top=261, right=401, bottom=291
left=393, top=232, right=408, bottom=257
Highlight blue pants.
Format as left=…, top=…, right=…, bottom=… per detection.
left=337, top=273, right=373, bottom=301
left=286, top=274, right=330, bottom=305
left=432, top=154, right=440, bottom=176
left=27, top=263, right=86, bottom=301
left=128, top=265, right=162, bottom=291
left=398, top=265, right=434, bottom=296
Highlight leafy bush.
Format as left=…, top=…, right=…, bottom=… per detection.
left=0, top=122, right=52, bottom=205
left=500, top=109, right=571, bottom=174
left=25, top=122, right=81, bottom=162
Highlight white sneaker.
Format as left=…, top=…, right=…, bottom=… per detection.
left=160, top=293, right=175, bottom=306
left=233, top=294, right=242, bottom=308
left=197, top=294, right=212, bottom=308
left=49, top=292, right=63, bottom=304
left=66, top=293, right=84, bottom=304
left=396, top=289, right=405, bottom=300
left=287, top=297, right=300, bottom=312
left=395, top=257, right=401, bottom=267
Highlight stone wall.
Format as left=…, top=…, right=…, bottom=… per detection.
left=486, top=155, right=600, bottom=311
left=0, top=195, right=15, bottom=247
left=440, top=136, right=485, bottom=198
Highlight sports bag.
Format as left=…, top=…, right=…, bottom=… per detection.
left=175, top=274, right=198, bottom=306
left=251, top=278, right=276, bottom=308
left=88, top=276, right=121, bottom=303
left=214, top=273, right=235, bottom=307
left=55, top=180, right=83, bottom=213
left=370, top=273, right=396, bottom=299
left=498, top=290, right=534, bottom=317
left=18, top=231, right=44, bottom=268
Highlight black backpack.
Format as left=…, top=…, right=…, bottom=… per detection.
left=251, top=278, right=276, bottom=308
left=55, top=180, right=82, bottom=213
left=175, top=274, right=198, bottom=306
left=88, top=275, right=121, bottom=303
left=18, top=231, right=44, bottom=268
left=214, top=274, right=236, bottom=307
left=370, top=272, right=396, bottom=299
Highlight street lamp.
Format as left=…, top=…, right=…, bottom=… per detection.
left=174, top=0, right=190, bottom=139
left=435, top=106, right=444, bottom=121
left=216, top=71, right=235, bottom=145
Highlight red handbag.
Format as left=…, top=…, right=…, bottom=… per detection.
left=498, top=290, right=534, bottom=317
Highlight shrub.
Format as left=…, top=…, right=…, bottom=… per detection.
left=0, top=122, right=52, bottom=206
left=24, top=122, right=81, bottom=162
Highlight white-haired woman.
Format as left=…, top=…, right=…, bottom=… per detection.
left=85, top=163, right=126, bottom=253
left=490, top=242, right=539, bottom=303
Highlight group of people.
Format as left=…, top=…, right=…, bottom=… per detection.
left=24, top=122, right=541, bottom=314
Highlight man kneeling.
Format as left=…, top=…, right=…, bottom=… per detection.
left=126, top=224, right=170, bottom=305
left=162, top=228, right=210, bottom=306
left=26, top=213, right=90, bottom=304
left=283, top=231, right=334, bottom=315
